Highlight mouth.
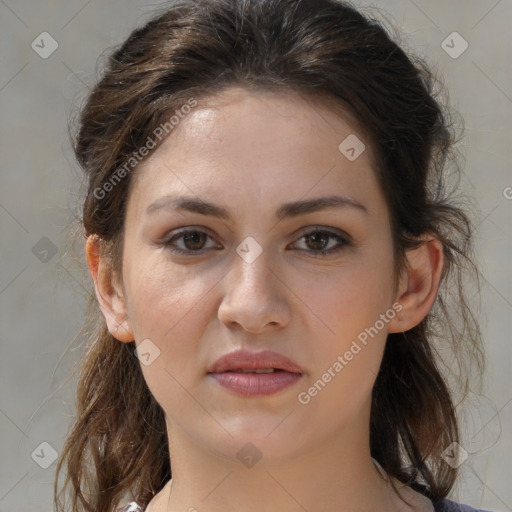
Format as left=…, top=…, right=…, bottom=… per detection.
left=223, top=368, right=285, bottom=373
left=208, top=349, right=303, bottom=374
left=207, top=349, right=303, bottom=397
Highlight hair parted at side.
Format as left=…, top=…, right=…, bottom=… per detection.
left=55, top=0, right=485, bottom=510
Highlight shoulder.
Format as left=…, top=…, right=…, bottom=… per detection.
left=433, top=498, right=494, bottom=512
left=115, top=479, right=171, bottom=512
left=115, top=502, right=145, bottom=512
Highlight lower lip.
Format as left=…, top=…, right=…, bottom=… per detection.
left=209, top=371, right=302, bottom=397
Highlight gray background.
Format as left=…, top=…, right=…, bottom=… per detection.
left=0, top=0, right=511, bottom=510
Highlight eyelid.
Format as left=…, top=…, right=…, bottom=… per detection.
left=288, top=226, right=352, bottom=256
left=162, top=225, right=353, bottom=257
left=291, top=225, right=352, bottom=244
left=163, top=226, right=221, bottom=254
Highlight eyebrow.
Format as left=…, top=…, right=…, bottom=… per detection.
left=145, top=194, right=368, bottom=220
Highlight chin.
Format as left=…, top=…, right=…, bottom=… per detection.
left=198, top=420, right=316, bottom=467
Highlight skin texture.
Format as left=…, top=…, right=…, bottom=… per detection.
left=85, top=87, right=443, bottom=512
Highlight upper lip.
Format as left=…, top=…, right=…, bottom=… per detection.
left=208, top=349, right=303, bottom=374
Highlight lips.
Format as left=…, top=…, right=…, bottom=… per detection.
left=208, top=349, right=303, bottom=375
left=207, top=349, right=304, bottom=397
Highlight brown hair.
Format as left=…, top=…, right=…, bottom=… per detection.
left=55, top=0, right=485, bottom=510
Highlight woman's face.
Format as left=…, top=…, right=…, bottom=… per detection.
left=114, top=87, right=402, bottom=462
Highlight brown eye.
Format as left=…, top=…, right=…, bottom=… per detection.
left=304, top=232, right=331, bottom=251
left=292, top=228, right=351, bottom=256
left=164, top=229, right=220, bottom=255
left=181, top=232, right=208, bottom=250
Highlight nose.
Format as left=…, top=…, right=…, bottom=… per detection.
left=217, top=248, right=292, bottom=333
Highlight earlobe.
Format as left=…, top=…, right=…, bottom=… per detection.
left=84, top=235, right=135, bottom=342
left=387, top=237, right=444, bottom=333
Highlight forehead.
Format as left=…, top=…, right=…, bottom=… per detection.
left=127, top=87, right=381, bottom=217
left=166, top=87, right=371, bottom=156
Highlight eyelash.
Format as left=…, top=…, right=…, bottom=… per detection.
left=162, top=227, right=352, bottom=257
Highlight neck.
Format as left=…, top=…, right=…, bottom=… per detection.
left=155, top=409, right=424, bottom=512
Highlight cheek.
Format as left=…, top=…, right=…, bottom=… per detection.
left=295, top=244, right=395, bottom=340
left=123, top=256, right=219, bottom=377
left=125, top=253, right=211, bottom=337
left=124, top=258, right=217, bottom=414
left=293, top=268, right=393, bottom=435
left=290, top=239, right=396, bottom=386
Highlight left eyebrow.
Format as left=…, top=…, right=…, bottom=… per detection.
left=276, top=195, right=368, bottom=219
left=145, top=194, right=368, bottom=220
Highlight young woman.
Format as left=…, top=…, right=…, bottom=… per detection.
left=54, top=0, right=491, bottom=511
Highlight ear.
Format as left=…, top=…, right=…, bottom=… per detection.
left=84, top=235, right=134, bottom=342
left=387, top=236, right=444, bottom=333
